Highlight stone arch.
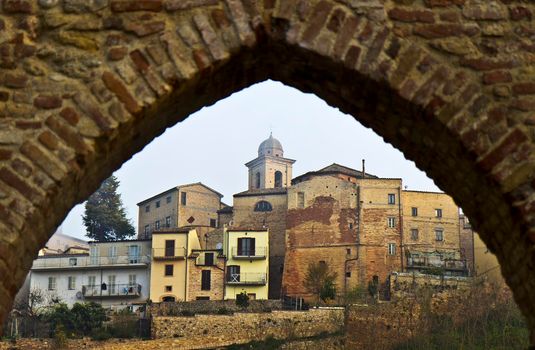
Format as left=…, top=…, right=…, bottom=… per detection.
left=0, top=0, right=534, bottom=341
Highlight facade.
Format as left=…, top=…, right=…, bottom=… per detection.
left=187, top=249, right=225, bottom=301
left=149, top=228, right=201, bottom=302
left=402, top=191, right=466, bottom=276
left=223, top=228, right=269, bottom=300
left=137, top=183, right=223, bottom=239
left=29, top=239, right=151, bottom=310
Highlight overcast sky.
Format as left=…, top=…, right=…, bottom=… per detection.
left=59, top=80, right=441, bottom=240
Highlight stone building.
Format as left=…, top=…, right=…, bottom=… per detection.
left=137, top=183, right=224, bottom=239
left=187, top=249, right=225, bottom=301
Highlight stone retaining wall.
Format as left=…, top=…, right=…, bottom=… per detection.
left=149, top=299, right=283, bottom=316
left=152, top=308, right=345, bottom=343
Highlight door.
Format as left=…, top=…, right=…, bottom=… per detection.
left=108, top=246, right=118, bottom=264
left=237, top=238, right=255, bottom=256
left=90, top=246, right=99, bottom=265
left=165, top=240, right=175, bottom=257
left=129, top=245, right=140, bottom=263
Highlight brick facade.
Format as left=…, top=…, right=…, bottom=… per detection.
left=187, top=250, right=225, bottom=301
left=1, top=0, right=535, bottom=342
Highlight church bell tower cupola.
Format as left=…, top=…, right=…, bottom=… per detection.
left=245, top=134, right=296, bottom=191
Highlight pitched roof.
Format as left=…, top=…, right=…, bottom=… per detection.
left=317, top=163, right=378, bottom=178
left=233, top=188, right=287, bottom=197
left=137, top=182, right=223, bottom=205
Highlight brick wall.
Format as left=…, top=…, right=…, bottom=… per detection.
left=187, top=254, right=225, bottom=301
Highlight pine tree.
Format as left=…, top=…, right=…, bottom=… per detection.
left=82, top=176, right=135, bottom=241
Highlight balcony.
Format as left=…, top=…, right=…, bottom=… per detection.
left=226, top=273, right=267, bottom=285
left=231, top=247, right=267, bottom=260
left=31, top=255, right=150, bottom=270
left=152, top=247, right=186, bottom=260
left=82, top=283, right=142, bottom=298
left=406, top=256, right=467, bottom=272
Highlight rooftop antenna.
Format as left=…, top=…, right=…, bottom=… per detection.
left=361, top=159, right=365, bottom=179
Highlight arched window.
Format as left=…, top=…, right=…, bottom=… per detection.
left=254, top=201, right=272, bottom=212
left=162, top=296, right=175, bottom=302
left=274, top=171, right=283, bottom=188
left=255, top=172, right=261, bottom=189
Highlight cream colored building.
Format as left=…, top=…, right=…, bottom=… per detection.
left=224, top=228, right=269, bottom=300
left=137, top=183, right=223, bottom=239
left=149, top=228, right=201, bottom=302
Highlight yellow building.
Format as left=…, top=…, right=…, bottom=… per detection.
left=224, top=228, right=269, bottom=300
left=150, top=228, right=201, bottom=302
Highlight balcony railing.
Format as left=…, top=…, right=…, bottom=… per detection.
left=231, top=247, right=267, bottom=260
left=226, top=273, right=267, bottom=285
left=152, top=247, right=186, bottom=260
left=82, top=283, right=142, bottom=298
left=32, top=255, right=150, bottom=269
left=406, top=256, right=467, bottom=271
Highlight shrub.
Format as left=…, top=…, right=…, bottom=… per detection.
left=91, top=328, right=112, bottom=341
left=180, top=310, right=195, bottom=317
left=217, top=307, right=233, bottom=315
left=236, top=292, right=249, bottom=308
left=54, top=325, right=68, bottom=349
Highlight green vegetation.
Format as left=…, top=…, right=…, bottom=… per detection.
left=44, top=302, right=107, bottom=338
left=303, top=261, right=338, bottom=305
left=83, top=175, right=135, bottom=241
left=236, top=292, right=250, bottom=308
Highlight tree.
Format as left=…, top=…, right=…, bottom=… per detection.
left=304, top=261, right=338, bottom=305
left=83, top=175, right=135, bottom=241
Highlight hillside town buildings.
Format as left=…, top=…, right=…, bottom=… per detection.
left=24, top=135, right=498, bottom=310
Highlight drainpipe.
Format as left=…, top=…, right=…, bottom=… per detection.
left=398, top=186, right=404, bottom=272
left=184, top=233, right=188, bottom=301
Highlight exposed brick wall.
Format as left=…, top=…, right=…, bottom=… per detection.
left=187, top=255, right=225, bottom=301
left=0, top=0, right=535, bottom=343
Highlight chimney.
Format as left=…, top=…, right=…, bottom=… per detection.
left=362, top=159, right=365, bottom=179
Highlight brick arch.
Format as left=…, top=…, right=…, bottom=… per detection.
left=1, top=0, right=535, bottom=341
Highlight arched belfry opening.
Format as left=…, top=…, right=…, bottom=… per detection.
left=0, top=0, right=534, bottom=343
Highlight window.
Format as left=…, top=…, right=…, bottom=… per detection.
left=145, top=205, right=150, bottom=212
left=388, top=193, right=395, bottom=204
left=411, top=229, right=419, bottom=240
left=237, top=237, right=256, bottom=256
left=155, top=220, right=160, bottom=230
left=201, top=270, right=211, bottom=291
left=165, top=216, right=171, bottom=227
left=196, top=296, right=210, bottom=300
left=165, top=264, right=174, bottom=276
left=144, top=225, right=149, bottom=236
left=227, top=265, right=240, bottom=282
left=204, top=252, right=214, bottom=266
left=388, top=243, right=396, bottom=255
left=387, top=217, right=396, bottom=228
left=435, top=229, right=444, bottom=241
left=88, top=276, right=96, bottom=287
left=297, top=192, right=305, bottom=208
left=181, top=192, right=187, bottom=205
left=68, top=276, right=76, bottom=290
left=274, top=171, right=283, bottom=188
left=210, top=218, right=217, bottom=228
left=346, top=271, right=351, bottom=277
left=128, top=245, right=140, bottom=263
left=128, top=274, right=136, bottom=286
left=108, top=275, right=116, bottom=294
left=349, top=223, right=353, bottom=229
left=162, top=296, right=175, bottom=302
left=255, top=172, right=261, bottom=189
left=108, top=245, right=117, bottom=263
left=156, top=200, right=160, bottom=208
left=435, top=208, right=442, bottom=218
left=165, top=240, right=175, bottom=257
left=165, top=285, right=172, bottom=292
left=254, top=200, right=272, bottom=212
left=411, top=207, right=418, bottom=216
left=346, top=248, right=351, bottom=255
left=166, top=195, right=172, bottom=204
left=48, top=277, right=56, bottom=291
left=69, top=257, right=77, bottom=266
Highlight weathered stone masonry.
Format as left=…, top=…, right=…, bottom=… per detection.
left=1, top=0, right=535, bottom=343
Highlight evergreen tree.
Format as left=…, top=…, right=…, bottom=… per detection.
left=82, top=176, right=135, bottom=241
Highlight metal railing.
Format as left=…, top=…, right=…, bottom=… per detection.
left=226, top=273, right=267, bottom=285
left=152, top=247, right=186, bottom=260
left=82, top=283, right=142, bottom=298
left=406, top=256, right=467, bottom=271
left=231, top=247, right=267, bottom=259
left=32, top=255, right=150, bottom=269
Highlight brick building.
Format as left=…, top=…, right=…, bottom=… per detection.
left=137, top=183, right=224, bottom=239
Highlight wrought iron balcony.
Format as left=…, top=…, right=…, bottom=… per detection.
left=231, top=247, right=267, bottom=260
left=82, top=283, right=142, bottom=298
left=31, top=255, right=150, bottom=270
left=152, top=247, right=186, bottom=260
left=226, top=273, right=267, bottom=285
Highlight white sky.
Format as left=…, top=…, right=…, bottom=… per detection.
left=59, top=80, right=441, bottom=240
